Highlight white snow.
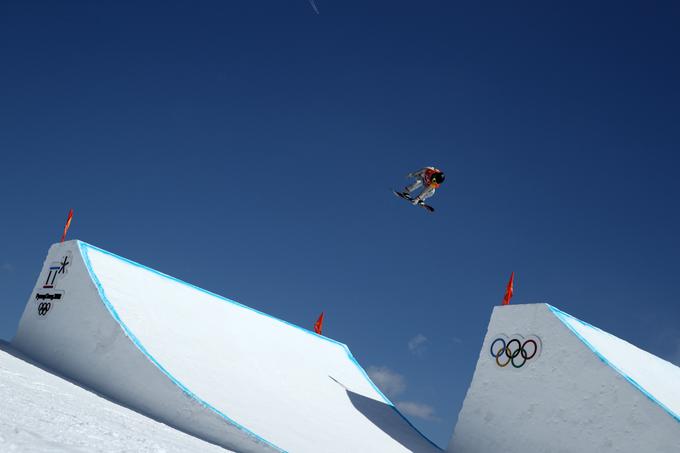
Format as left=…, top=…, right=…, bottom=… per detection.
left=550, top=306, right=680, bottom=421
left=12, top=241, right=440, bottom=453
left=17, top=239, right=678, bottom=453
left=0, top=341, right=232, bottom=453
left=448, top=303, right=680, bottom=453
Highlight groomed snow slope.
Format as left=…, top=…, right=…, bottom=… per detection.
left=12, top=241, right=440, bottom=453
left=550, top=306, right=680, bottom=421
left=0, top=341, right=233, bottom=453
left=448, top=303, right=680, bottom=453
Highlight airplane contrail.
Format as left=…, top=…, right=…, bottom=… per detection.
left=308, top=0, right=320, bottom=14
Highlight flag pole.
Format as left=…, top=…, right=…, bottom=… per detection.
left=60, top=209, right=74, bottom=243
left=502, top=272, right=514, bottom=305
left=314, top=312, right=325, bottom=335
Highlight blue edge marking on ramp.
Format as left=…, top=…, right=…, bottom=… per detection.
left=548, top=304, right=680, bottom=424
left=78, top=241, right=442, bottom=452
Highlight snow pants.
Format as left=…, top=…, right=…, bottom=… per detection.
left=405, top=179, right=436, bottom=202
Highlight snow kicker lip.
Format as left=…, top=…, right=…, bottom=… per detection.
left=450, top=303, right=680, bottom=453
left=14, top=240, right=442, bottom=452
left=548, top=305, right=680, bottom=424
left=78, top=242, right=286, bottom=452
left=12, top=241, right=443, bottom=452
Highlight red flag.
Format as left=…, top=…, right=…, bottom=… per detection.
left=314, top=312, right=325, bottom=335
left=502, top=272, right=514, bottom=306
left=60, top=209, right=74, bottom=243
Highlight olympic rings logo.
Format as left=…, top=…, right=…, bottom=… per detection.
left=489, top=335, right=541, bottom=368
left=38, top=302, right=52, bottom=316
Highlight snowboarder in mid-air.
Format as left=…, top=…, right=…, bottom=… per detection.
left=393, top=166, right=445, bottom=212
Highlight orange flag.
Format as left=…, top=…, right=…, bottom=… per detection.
left=314, top=312, right=325, bottom=335
left=60, top=209, right=74, bottom=243
left=502, top=272, right=514, bottom=305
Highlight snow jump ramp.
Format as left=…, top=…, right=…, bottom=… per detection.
left=448, top=303, right=680, bottom=453
left=12, top=241, right=440, bottom=453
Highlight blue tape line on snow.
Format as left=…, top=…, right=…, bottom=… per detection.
left=78, top=242, right=286, bottom=453
left=78, top=241, right=440, bottom=450
left=548, top=305, right=680, bottom=424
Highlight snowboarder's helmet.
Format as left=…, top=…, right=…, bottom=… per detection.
left=433, top=172, right=445, bottom=184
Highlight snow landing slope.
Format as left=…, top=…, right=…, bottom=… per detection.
left=0, top=341, right=233, bottom=453
left=12, top=241, right=440, bottom=453
left=448, top=303, right=680, bottom=453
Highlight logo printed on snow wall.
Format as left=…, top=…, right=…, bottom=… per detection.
left=34, top=252, right=71, bottom=317
left=489, top=334, right=542, bottom=368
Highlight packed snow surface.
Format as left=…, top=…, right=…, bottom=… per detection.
left=80, top=242, right=438, bottom=452
left=11, top=240, right=439, bottom=452
left=448, top=304, right=680, bottom=453
left=0, top=342, right=232, bottom=453
left=550, top=306, right=680, bottom=421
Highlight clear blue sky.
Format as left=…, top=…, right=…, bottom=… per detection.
left=1, top=1, right=679, bottom=447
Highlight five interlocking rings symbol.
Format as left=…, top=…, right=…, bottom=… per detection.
left=490, top=336, right=539, bottom=368
left=38, top=302, right=51, bottom=316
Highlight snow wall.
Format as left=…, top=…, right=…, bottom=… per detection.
left=448, top=303, right=680, bottom=453
left=12, top=241, right=441, bottom=453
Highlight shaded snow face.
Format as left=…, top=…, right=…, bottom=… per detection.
left=550, top=306, right=680, bottom=422
left=449, top=304, right=680, bottom=453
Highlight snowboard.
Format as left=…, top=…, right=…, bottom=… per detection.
left=393, top=190, right=435, bottom=212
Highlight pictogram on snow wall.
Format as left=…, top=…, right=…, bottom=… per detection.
left=33, top=252, right=71, bottom=317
